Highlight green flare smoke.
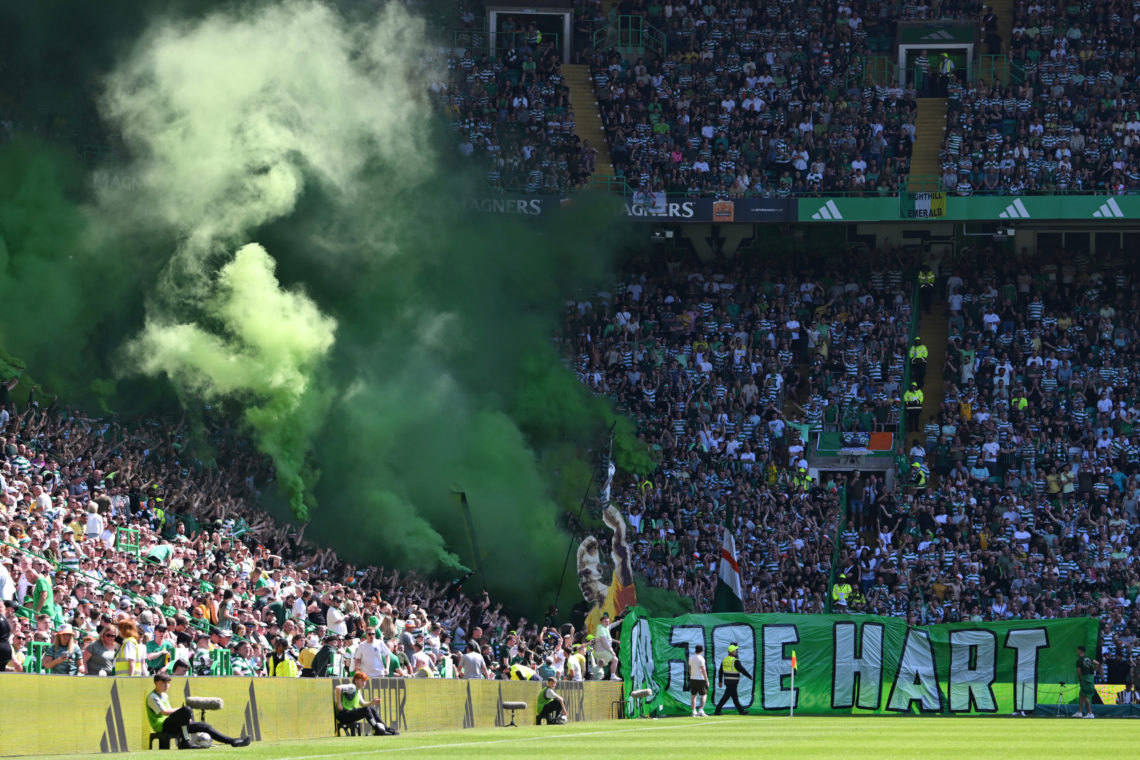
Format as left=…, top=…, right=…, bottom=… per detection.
left=0, top=0, right=647, bottom=612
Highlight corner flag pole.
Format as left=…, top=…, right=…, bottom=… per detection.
left=790, top=650, right=798, bottom=718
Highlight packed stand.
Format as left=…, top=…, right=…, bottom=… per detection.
left=942, top=0, right=1140, bottom=195
left=869, top=246, right=1139, bottom=679
left=434, top=7, right=595, bottom=194
left=562, top=253, right=916, bottom=612
left=586, top=0, right=932, bottom=197
left=0, top=391, right=618, bottom=683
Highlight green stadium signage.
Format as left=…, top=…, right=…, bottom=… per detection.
left=798, top=195, right=1140, bottom=223
left=620, top=609, right=1097, bottom=716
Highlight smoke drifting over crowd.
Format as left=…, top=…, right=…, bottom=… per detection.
left=0, top=0, right=639, bottom=610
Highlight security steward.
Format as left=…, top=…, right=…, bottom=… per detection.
left=904, top=383, right=924, bottom=432
left=713, top=643, right=752, bottom=715
left=911, top=459, right=929, bottom=491
left=909, top=336, right=928, bottom=387
left=937, top=53, right=955, bottom=96
left=918, top=266, right=936, bottom=313
left=831, top=573, right=853, bottom=611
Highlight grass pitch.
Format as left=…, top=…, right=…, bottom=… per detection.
left=39, top=715, right=1131, bottom=760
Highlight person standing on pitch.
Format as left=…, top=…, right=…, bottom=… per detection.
left=714, top=643, right=752, bottom=715
left=689, top=644, right=709, bottom=716
left=1074, top=645, right=1099, bottom=718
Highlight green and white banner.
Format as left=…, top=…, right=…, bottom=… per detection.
left=620, top=609, right=1098, bottom=715
left=797, top=194, right=1140, bottom=223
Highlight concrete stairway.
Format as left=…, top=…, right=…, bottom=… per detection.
left=563, top=63, right=615, bottom=186
left=908, top=98, right=947, bottom=190
left=916, top=296, right=949, bottom=434
left=989, top=0, right=1014, bottom=51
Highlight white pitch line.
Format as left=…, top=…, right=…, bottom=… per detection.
left=283, top=717, right=774, bottom=760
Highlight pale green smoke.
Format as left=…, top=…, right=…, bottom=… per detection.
left=130, top=243, right=336, bottom=517
left=103, top=0, right=439, bottom=518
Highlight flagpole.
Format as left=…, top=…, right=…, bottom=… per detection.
left=789, top=650, right=797, bottom=718
left=553, top=423, right=616, bottom=614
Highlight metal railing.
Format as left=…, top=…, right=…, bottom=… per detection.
left=900, top=175, right=947, bottom=193
left=975, top=54, right=1010, bottom=86
left=593, top=15, right=666, bottom=56
left=862, top=56, right=898, bottom=88
left=444, top=28, right=560, bottom=58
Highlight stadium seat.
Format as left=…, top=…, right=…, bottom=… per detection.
left=334, top=717, right=362, bottom=737
left=148, top=732, right=178, bottom=750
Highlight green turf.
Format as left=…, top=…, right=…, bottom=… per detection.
left=37, top=715, right=1131, bottom=760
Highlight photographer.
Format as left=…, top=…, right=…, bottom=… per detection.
left=146, top=673, right=251, bottom=748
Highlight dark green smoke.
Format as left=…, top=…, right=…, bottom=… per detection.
left=0, top=0, right=650, bottom=614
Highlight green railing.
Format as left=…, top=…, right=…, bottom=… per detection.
left=445, top=28, right=560, bottom=58
left=593, top=15, right=666, bottom=56
left=975, top=54, right=1010, bottom=86
left=22, top=641, right=50, bottom=674
left=862, top=55, right=898, bottom=87
left=211, top=648, right=233, bottom=676
left=1009, top=58, right=1026, bottom=85
left=587, top=174, right=636, bottom=195
left=900, top=175, right=946, bottom=193
left=116, top=526, right=140, bottom=557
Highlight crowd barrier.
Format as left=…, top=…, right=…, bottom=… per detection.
left=0, top=675, right=623, bottom=756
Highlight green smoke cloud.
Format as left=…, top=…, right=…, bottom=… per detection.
left=129, top=243, right=336, bottom=518
left=2, top=0, right=648, bottom=614
left=99, top=0, right=437, bottom=517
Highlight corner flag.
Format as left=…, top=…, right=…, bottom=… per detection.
left=712, top=516, right=743, bottom=612
left=791, top=650, right=798, bottom=672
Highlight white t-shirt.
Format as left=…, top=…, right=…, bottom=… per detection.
left=326, top=605, right=348, bottom=636
left=688, top=653, right=706, bottom=680
left=85, top=512, right=104, bottom=538
left=353, top=639, right=391, bottom=678
left=0, top=563, right=14, bottom=603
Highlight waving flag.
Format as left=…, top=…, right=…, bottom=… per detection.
left=712, top=516, right=743, bottom=612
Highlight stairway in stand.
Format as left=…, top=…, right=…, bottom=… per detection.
left=563, top=63, right=615, bottom=186
left=908, top=98, right=947, bottom=189
left=916, top=295, right=949, bottom=436
left=989, top=0, right=1014, bottom=51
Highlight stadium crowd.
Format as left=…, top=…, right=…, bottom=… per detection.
left=579, top=0, right=984, bottom=197
left=885, top=246, right=1138, bottom=682
left=568, top=246, right=1138, bottom=684
left=563, top=252, right=916, bottom=613
left=943, top=0, right=1140, bottom=195
left=0, top=391, right=616, bottom=683
left=434, top=3, right=597, bottom=195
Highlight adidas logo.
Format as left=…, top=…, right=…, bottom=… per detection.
left=998, top=198, right=1030, bottom=219
left=99, top=681, right=128, bottom=753
left=1093, top=198, right=1124, bottom=218
left=463, top=682, right=475, bottom=729
left=922, top=30, right=955, bottom=40
left=811, top=200, right=843, bottom=220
